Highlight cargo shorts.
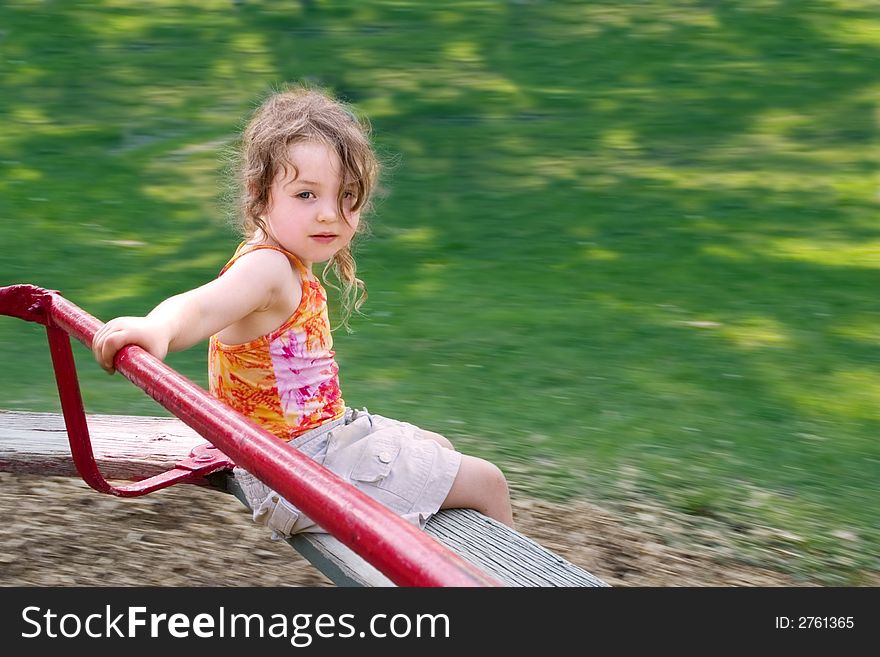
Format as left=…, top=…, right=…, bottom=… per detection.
left=234, top=408, right=462, bottom=538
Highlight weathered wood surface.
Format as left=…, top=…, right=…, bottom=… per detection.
left=426, top=508, right=607, bottom=587
left=1, top=410, right=609, bottom=587
left=222, top=475, right=607, bottom=587
left=0, top=410, right=207, bottom=480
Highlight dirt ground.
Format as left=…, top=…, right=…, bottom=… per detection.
left=0, top=472, right=844, bottom=587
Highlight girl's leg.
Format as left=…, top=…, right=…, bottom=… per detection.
left=413, top=428, right=513, bottom=527
left=442, top=454, right=514, bottom=528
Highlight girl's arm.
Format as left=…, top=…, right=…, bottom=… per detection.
left=92, top=249, right=295, bottom=373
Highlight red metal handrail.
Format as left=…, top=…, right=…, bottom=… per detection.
left=0, top=284, right=500, bottom=587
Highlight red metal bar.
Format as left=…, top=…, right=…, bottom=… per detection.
left=45, top=324, right=234, bottom=496
left=45, top=323, right=112, bottom=494
left=0, top=284, right=501, bottom=587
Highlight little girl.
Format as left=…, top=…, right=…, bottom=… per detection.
left=92, top=86, right=514, bottom=535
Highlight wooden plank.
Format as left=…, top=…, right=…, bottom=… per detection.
left=0, top=411, right=398, bottom=586
left=222, top=474, right=394, bottom=587
left=0, top=410, right=206, bottom=480
left=218, top=479, right=607, bottom=588
left=1, top=411, right=608, bottom=587
left=425, top=508, right=608, bottom=587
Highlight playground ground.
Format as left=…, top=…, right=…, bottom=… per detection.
left=4, top=471, right=860, bottom=587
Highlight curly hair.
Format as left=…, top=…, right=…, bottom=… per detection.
left=233, top=85, right=379, bottom=327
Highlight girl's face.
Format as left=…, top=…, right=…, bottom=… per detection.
left=264, top=141, right=360, bottom=269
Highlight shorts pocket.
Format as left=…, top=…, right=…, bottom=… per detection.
left=350, top=432, right=402, bottom=484
left=253, top=492, right=301, bottom=537
left=235, top=467, right=302, bottom=537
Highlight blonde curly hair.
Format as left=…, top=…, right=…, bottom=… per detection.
left=234, top=85, right=379, bottom=327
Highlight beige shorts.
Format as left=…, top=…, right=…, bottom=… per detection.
left=234, top=408, right=462, bottom=537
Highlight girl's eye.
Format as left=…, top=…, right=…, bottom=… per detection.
left=296, top=191, right=315, bottom=200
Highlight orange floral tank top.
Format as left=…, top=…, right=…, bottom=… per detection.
left=207, top=244, right=345, bottom=441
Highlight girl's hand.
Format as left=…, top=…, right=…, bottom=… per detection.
left=92, top=316, right=172, bottom=374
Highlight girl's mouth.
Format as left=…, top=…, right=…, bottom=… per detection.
left=310, top=234, right=337, bottom=243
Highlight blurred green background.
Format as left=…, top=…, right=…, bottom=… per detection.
left=1, top=1, right=877, bottom=583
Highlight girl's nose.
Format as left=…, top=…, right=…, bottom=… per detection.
left=317, top=200, right=338, bottom=222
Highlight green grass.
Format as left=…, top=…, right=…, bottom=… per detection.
left=1, top=1, right=877, bottom=583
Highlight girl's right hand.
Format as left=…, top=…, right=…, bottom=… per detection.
left=92, top=316, right=171, bottom=374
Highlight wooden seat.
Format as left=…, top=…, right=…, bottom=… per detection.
left=0, top=410, right=608, bottom=587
